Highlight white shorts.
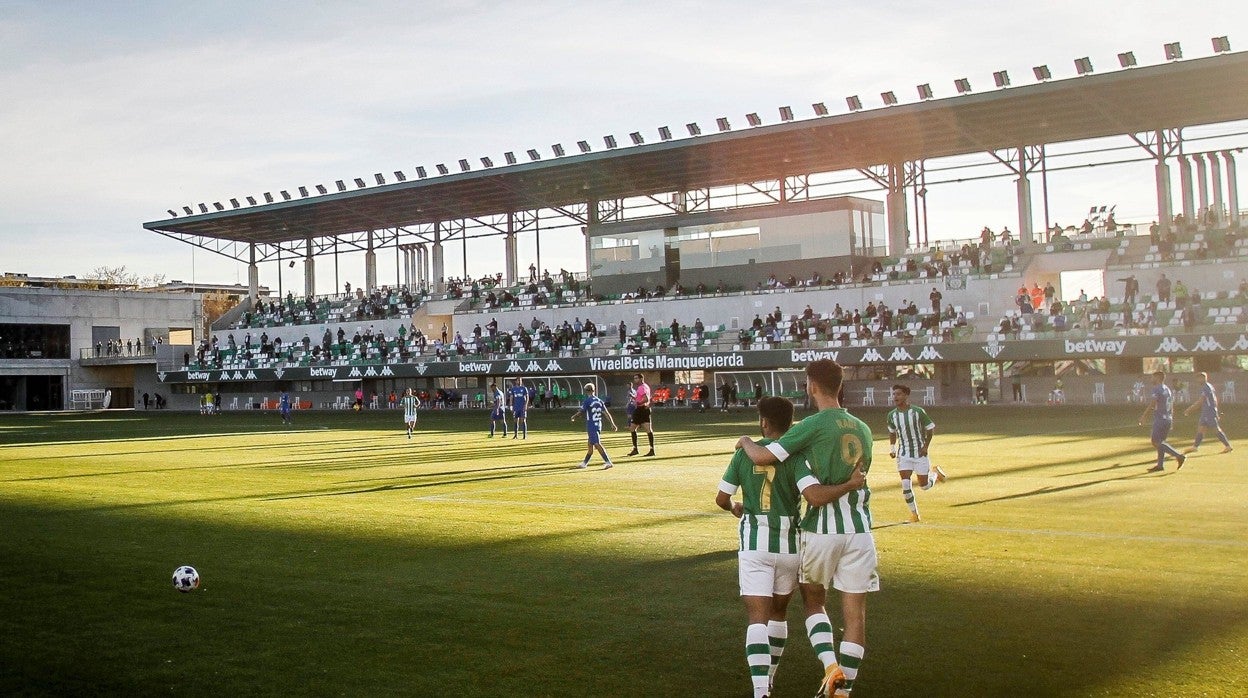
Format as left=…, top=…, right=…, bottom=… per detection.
left=897, top=455, right=931, bottom=475
left=738, top=550, right=800, bottom=597
left=799, top=531, right=880, bottom=594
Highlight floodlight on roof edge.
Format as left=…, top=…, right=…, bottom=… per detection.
left=779, top=106, right=794, bottom=121
left=1164, top=42, right=1182, bottom=61
left=353, top=178, right=366, bottom=188
left=812, top=102, right=829, bottom=116
left=746, top=113, right=762, bottom=127
left=167, top=209, right=177, bottom=217
left=658, top=126, right=673, bottom=141
left=393, top=171, right=406, bottom=182
left=845, top=96, right=862, bottom=111
left=230, top=198, right=240, bottom=208
left=629, top=131, right=644, bottom=145
left=335, top=180, right=347, bottom=192
left=917, top=83, right=933, bottom=100
left=435, top=164, right=449, bottom=175
left=993, top=70, right=1011, bottom=88
left=315, top=184, right=328, bottom=194
left=1118, top=51, right=1137, bottom=68
left=954, top=78, right=971, bottom=94
left=686, top=122, right=701, bottom=136
left=458, top=159, right=470, bottom=172
left=1033, top=65, right=1052, bottom=81
left=716, top=117, right=731, bottom=131
left=245, top=196, right=257, bottom=205
left=880, top=91, right=898, bottom=106
left=198, top=203, right=208, bottom=213
left=415, top=167, right=427, bottom=179
left=577, top=140, right=591, bottom=153
left=1074, top=57, right=1093, bottom=75
left=213, top=201, right=224, bottom=210
left=527, top=149, right=541, bottom=161
left=263, top=193, right=274, bottom=203
left=504, top=152, right=517, bottom=165
left=374, top=173, right=385, bottom=185
left=297, top=186, right=309, bottom=197
left=1212, top=36, right=1231, bottom=53
left=480, top=157, right=493, bottom=168
left=551, top=143, right=565, bottom=157
left=182, top=206, right=193, bottom=215
left=280, top=191, right=291, bottom=201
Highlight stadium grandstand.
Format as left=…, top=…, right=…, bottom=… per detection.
left=4, top=47, right=1247, bottom=412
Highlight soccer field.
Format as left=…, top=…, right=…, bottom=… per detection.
left=1, top=405, right=1245, bottom=697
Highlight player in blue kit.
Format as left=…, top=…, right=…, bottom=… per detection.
left=279, top=390, right=292, bottom=425
left=488, top=380, right=509, bottom=438
left=509, top=376, right=530, bottom=439
left=1139, top=371, right=1186, bottom=473
left=1183, top=372, right=1233, bottom=455
left=570, top=383, right=618, bottom=469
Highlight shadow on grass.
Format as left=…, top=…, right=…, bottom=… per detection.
left=1, top=498, right=1244, bottom=697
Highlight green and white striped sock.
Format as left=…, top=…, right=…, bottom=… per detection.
left=901, top=479, right=919, bottom=516
left=804, top=613, right=838, bottom=669
left=767, top=619, right=788, bottom=685
left=838, top=641, right=864, bottom=693
left=746, top=623, right=770, bottom=697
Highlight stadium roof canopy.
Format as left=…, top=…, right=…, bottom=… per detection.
left=145, top=51, right=1248, bottom=258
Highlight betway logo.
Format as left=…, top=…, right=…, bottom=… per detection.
left=309, top=367, right=337, bottom=378
left=1064, top=339, right=1126, bottom=355
left=187, top=371, right=211, bottom=381
left=791, top=349, right=839, bottom=363
left=458, top=362, right=492, bottom=373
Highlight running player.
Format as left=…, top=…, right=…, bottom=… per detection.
left=488, top=380, right=509, bottom=438
left=1140, top=370, right=1186, bottom=472
left=1182, top=372, right=1233, bottom=455
left=570, top=383, right=617, bottom=469
left=737, top=359, right=874, bottom=698
left=278, top=390, right=292, bottom=425
left=509, top=376, right=529, bottom=439
left=626, top=373, right=655, bottom=456
left=886, top=384, right=946, bottom=523
left=400, top=388, right=420, bottom=439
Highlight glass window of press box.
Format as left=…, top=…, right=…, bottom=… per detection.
left=0, top=324, right=71, bottom=359
left=589, top=203, right=885, bottom=277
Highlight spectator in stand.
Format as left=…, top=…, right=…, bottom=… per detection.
left=1157, top=274, right=1172, bottom=303
left=1119, top=275, right=1139, bottom=306
left=929, top=287, right=943, bottom=314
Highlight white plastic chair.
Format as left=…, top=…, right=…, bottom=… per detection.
left=862, top=387, right=876, bottom=406
left=922, top=386, right=936, bottom=405
left=1092, top=383, right=1106, bottom=404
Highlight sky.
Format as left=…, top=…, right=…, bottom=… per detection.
left=2, top=1, right=1246, bottom=295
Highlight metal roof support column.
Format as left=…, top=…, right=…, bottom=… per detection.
left=247, top=243, right=259, bottom=305
left=420, top=244, right=430, bottom=290
left=504, top=213, right=518, bottom=286
left=885, top=162, right=909, bottom=255
left=1209, top=154, right=1224, bottom=226
left=365, top=230, right=377, bottom=292
left=304, top=238, right=315, bottom=298
left=1194, top=154, right=1209, bottom=221
left=1222, top=151, right=1239, bottom=229
left=1016, top=149, right=1036, bottom=246
left=1155, top=157, right=1174, bottom=237
left=1178, top=156, right=1196, bottom=227
left=432, top=223, right=445, bottom=292
left=1130, top=129, right=1180, bottom=234
left=396, top=236, right=402, bottom=288
left=585, top=200, right=599, bottom=285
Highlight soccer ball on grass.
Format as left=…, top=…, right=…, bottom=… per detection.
left=172, top=565, right=200, bottom=592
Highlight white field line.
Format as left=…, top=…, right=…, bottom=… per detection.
left=414, top=494, right=1248, bottom=547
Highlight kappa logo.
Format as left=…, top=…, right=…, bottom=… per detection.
left=544, top=360, right=563, bottom=371
left=916, top=346, right=944, bottom=361
left=244, top=370, right=258, bottom=380
left=887, top=347, right=914, bottom=362
left=506, top=361, right=523, bottom=372
left=524, top=360, right=543, bottom=372
left=347, top=367, right=362, bottom=378
left=274, top=368, right=285, bottom=379
left=860, top=348, right=885, bottom=362
left=364, top=366, right=378, bottom=377
left=1192, top=336, right=1225, bottom=352
left=1233, top=334, right=1248, bottom=351
left=1154, top=337, right=1187, bottom=353
left=415, top=364, right=428, bottom=375
left=380, top=365, right=395, bottom=376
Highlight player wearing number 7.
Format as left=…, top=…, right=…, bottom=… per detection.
left=738, top=360, right=874, bottom=698
left=886, top=384, right=946, bottom=523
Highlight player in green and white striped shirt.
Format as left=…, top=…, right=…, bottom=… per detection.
left=886, top=384, right=946, bottom=523
left=738, top=360, right=872, bottom=698
left=716, top=397, right=800, bottom=698
left=400, top=388, right=420, bottom=440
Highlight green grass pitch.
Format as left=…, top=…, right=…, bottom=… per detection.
left=1, top=404, right=1245, bottom=696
